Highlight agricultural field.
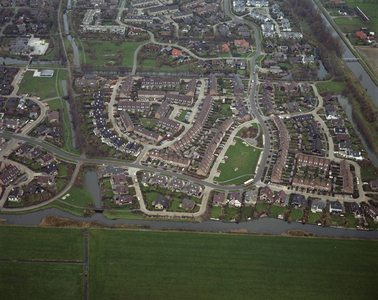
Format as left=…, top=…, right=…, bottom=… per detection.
left=215, top=138, right=261, bottom=184
left=355, top=46, right=378, bottom=78
left=1, top=226, right=377, bottom=299
left=0, top=227, right=85, bottom=299
left=88, top=229, right=377, bottom=300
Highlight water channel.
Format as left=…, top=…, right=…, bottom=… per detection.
left=1, top=209, right=377, bottom=239
left=84, top=170, right=102, bottom=208
left=63, top=0, right=81, bottom=70
left=61, top=79, right=77, bottom=149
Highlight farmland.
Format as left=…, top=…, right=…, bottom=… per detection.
left=1, top=226, right=377, bottom=300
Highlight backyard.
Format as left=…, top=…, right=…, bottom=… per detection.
left=215, top=138, right=261, bottom=184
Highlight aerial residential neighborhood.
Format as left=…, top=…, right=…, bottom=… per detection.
left=0, top=0, right=377, bottom=297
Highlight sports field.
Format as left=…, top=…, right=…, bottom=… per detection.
left=1, top=226, right=377, bottom=299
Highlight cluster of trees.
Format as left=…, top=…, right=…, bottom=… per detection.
left=342, top=78, right=377, bottom=123
left=288, top=0, right=345, bottom=76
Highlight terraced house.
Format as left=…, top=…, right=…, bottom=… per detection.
left=148, top=150, right=191, bottom=168
left=141, top=77, right=180, bottom=89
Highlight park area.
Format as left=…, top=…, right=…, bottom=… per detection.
left=214, top=138, right=260, bottom=184
left=1, top=226, right=377, bottom=299
left=82, top=40, right=145, bottom=67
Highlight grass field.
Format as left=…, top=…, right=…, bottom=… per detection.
left=0, top=227, right=85, bottom=261
left=1, top=227, right=378, bottom=299
left=361, top=165, right=377, bottom=180
left=215, top=138, right=261, bottom=183
left=316, top=81, right=346, bottom=94
left=140, top=118, right=158, bottom=128
left=333, top=1, right=378, bottom=32
left=47, top=98, right=63, bottom=110
left=19, top=71, right=57, bottom=98
left=0, top=261, right=84, bottom=299
left=88, top=229, right=378, bottom=300
left=0, top=227, right=85, bottom=299
left=60, top=187, right=94, bottom=207
left=82, top=40, right=145, bottom=67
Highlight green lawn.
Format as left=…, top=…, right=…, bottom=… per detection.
left=57, top=69, right=68, bottom=97
left=0, top=226, right=85, bottom=299
left=361, top=165, right=377, bottom=180
left=224, top=207, right=239, bottom=221
left=47, top=98, right=63, bottom=110
left=174, top=109, right=191, bottom=122
left=0, top=227, right=85, bottom=261
left=140, top=118, right=158, bottom=128
left=270, top=205, right=285, bottom=218
left=19, top=71, right=58, bottom=98
left=257, top=203, right=269, bottom=212
left=60, top=187, right=94, bottom=207
left=215, top=138, right=261, bottom=183
left=103, top=210, right=146, bottom=220
left=0, top=261, right=84, bottom=300
left=308, top=212, right=320, bottom=225
left=57, top=164, right=67, bottom=176
left=82, top=40, right=145, bottom=67
left=142, top=59, right=156, bottom=68
left=315, top=81, right=346, bottom=94
left=334, top=16, right=376, bottom=33
left=88, top=230, right=378, bottom=300
left=290, top=209, right=303, bottom=221
left=211, top=206, right=222, bottom=218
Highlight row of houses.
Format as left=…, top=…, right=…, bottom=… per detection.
left=91, top=91, right=126, bottom=150
left=271, top=116, right=290, bottom=184
left=196, top=118, right=234, bottom=176
left=142, top=172, right=203, bottom=197
left=148, top=150, right=191, bottom=168
left=171, top=95, right=214, bottom=152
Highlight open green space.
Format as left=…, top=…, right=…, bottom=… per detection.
left=315, top=81, right=346, bottom=94
left=47, top=98, right=63, bottom=110
left=142, top=59, right=156, bottom=68
left=88, top=229, right=378, bottom=300
left=57, top=69, right=68, bottom=97
left=60, top=187, right=94, bottom=207
left=0, top=226, right=85, bottom=261
left=215, top=138, right=260, bottom=184
left=361, top=165, right=377, bottom=180
left=140, top=118, right=158, bottom=128
left=82, top=40, right=145, bottom=67
left=19, top=71, right=58, bottom=99
left=0, top=261, right=84, bottom=300
left=103, top=210, right=145, bottom=219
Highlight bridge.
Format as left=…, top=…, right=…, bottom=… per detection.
left=344, top=58, right=359, bottom=62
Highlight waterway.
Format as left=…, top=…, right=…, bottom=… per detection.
left=63, top=0, right=81, bottom=70
left=1, top=209, right=377, bottom=239
left=338, top=95, right=378, bottom=166
left=315, top=0, right=378, bottom=104
left=84, top=170, right=102, bottom=208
